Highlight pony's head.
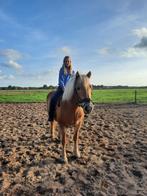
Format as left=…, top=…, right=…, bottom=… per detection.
left=74, top=71, right=93, bottom=114
left=62, top=71, right=94, bottom=114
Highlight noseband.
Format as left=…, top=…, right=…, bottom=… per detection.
left=78, top=97, right=91, bottom=107
left=75, top=88, right=91, bottom=107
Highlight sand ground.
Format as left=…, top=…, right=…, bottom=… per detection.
left=0, top=103, right=147, bottom=195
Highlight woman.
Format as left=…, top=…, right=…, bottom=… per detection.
left=48, top=56, right=74, bottom=121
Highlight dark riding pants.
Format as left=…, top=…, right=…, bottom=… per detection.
left=48, top=87, right=64, bottom=121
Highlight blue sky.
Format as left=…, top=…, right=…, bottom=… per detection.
left=0, top=0, right=147, bottom=87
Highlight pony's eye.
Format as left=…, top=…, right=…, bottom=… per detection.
left=77, top=87, right=80, bottom=91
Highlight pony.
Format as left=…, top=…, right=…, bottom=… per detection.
left=47, top=71, right=93, bottom=163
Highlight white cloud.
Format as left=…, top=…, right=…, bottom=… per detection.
left=7, top=60, right=22, bottom=69
left=59, top=46, right=72, bottom=55
left=8, top=74, right=15, bottom=79
left=0, top=49, right=23, bottom=60
left=16, top=69, right=57, bottom=79
left=133, top=27, right=147, bottom=38
left=0, top=70, right=15, bottom=80
left=121, top=47, right=147, bottom=58
left=98, top=47, right=110, bottom=55
left=135, top=37, right=147, bottom=49
left=0, top=60, right=22, bottom=70
left=14, top=69, right=57, bottom=86
left=120, top=28, right=147, bottom=58
left=0, top=49, right=23, bottom=70
left=27, top=30, right=48, bottom=41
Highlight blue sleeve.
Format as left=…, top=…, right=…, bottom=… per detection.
left=58, top=68, right=65, bottom=90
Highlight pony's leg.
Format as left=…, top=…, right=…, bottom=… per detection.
left=73, top=122, right=82, bottom=158
left=60, top=126, right=68, bottom=163
left=50, top=120, right=56, bottom=140
left=58, top=126, right=62, bottom=142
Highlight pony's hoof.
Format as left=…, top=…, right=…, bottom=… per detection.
left=51, top=136, right=55, bottom=141
left=61, top=157, right=68, bottom=164
left=74, top=151, right=81, bottom=158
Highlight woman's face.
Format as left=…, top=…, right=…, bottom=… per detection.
left=64, top=58, right=71, bottom=67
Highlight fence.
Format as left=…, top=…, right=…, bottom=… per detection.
left=92, top=89, right=147, bottom=104
left=0, top=88, right=147, bottom=103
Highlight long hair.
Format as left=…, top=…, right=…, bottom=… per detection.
left=62, top=56, right=72, bottom=75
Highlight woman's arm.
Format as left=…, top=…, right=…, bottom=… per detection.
left=58, top=68, right=65, bottom=91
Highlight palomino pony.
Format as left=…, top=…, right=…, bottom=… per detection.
left=47, top=71, right=93, bottom=163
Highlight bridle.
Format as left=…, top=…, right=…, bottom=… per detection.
left=75, top=87, right=92, bottom=107
left=78, top=97, right=91, bottom=107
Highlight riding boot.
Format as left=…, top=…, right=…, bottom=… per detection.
left=48, top=88, right=64, bottom=121
left=48, top=100, right=56, bottom=121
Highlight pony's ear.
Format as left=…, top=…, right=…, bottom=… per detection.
left=87, top=71, right=91, bottom=78
left=76, top=71, right=80, bottom=79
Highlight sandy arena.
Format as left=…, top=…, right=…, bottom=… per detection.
left=0, top=103, right=147, bottom=195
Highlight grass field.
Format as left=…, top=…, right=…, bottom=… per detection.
left=0, top=88, right=147, bottom=103
left=92, top=88, right=147, bottom=103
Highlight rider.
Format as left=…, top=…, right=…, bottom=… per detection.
left=48, top=56, right=75, bottom=121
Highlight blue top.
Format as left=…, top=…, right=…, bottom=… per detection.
left=58, top=66, right=74, bottom=90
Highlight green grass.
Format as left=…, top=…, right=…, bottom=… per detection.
left=93, top=88, right=147, bottom=103
left=0, top=90, right=49, bottom=103
left=0, top=89, right=147, bottom=103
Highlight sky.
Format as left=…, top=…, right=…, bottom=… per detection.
left=0, top=0, right=147, bottom=87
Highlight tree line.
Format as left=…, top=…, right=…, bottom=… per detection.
left=0, top=85, right=56, bottom=90
left=0, top=84, right=147, bottom=90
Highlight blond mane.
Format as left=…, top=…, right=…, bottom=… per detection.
left=62, top=75, right=76, bottom=101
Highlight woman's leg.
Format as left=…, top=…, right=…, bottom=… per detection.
left=48, top=90, right=63, bottom=121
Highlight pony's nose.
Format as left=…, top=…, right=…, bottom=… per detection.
left=85, top=104, right=92, bottom=114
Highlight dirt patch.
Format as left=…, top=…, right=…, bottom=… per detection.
left=0, top=103, right=147, bottom=195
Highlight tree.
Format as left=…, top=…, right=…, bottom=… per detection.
left=43, top=84, right=48, bottom=89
